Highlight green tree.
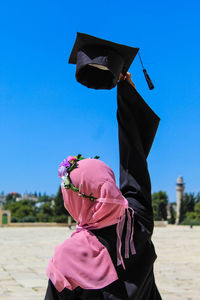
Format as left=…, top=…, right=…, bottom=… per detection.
left=168, top=203, right=176, bottom=224
left=196, top=192, right=200, bottom=203
left=52, top=186, right=69, bottom=223
left=180, top=193, right=196, bottom=223
left=4, top=192, right=21, bottom=207
left=181, top=208, right=200, bottom=225
left=180, top=193, right=200, bottom=225
left=152, top=191, right=168, bottom=221
left=37, top=202, right=54, bottom=222
left=38, top=193, right=54, bottom=203
left=194, top=201, right=200, bottom=218
left=6, top=199, right=37, bottom=222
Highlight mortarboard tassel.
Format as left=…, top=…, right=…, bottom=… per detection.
left=138, top=52, right=154, bottom=90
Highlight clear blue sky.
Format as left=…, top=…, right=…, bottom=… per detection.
left=0, top=0, right=200, bottom=203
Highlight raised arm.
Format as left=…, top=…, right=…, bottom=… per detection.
left=117, top=74, right=160, bottom=232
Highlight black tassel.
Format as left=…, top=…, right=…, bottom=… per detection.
left=138, top=52, right=154, bottom=90
left=143, top=69, right=154, bottom=90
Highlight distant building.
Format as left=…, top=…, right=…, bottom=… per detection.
left=0, top=207, right=11, bottom=226
left=16, top=193, right=38, bottom=202
left=176, top=176, right=185, bottom=225
left=0, top=195, right=6, bottom=206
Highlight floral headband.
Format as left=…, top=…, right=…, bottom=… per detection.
left=58, top=154, right=99, bottom=202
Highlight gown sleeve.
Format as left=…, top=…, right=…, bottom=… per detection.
left=117, top=80, right=160, bottom=233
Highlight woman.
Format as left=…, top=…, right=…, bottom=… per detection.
left=45, top=73, right=162, bottom=300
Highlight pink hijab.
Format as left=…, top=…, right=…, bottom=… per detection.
left=47, top=159, right=135, bottom=292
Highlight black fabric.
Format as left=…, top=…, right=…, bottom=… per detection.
left=68, top=32, right=139, bottom=90
left=44, top=80, right=162, bottom=300
left=117, top=80, right=160, bottom=233
left=75, top=46, right=124, bottom=89
left=45, top=280, right=104, bottom=300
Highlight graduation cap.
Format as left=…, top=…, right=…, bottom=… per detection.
left=69, top=32, right=154, bottom=90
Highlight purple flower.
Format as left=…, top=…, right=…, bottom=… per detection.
left=58, top=165, right=67, bottom=178
left=60, top=159, right=70, bottom=168
left=58, top=158, right=70, bottom=178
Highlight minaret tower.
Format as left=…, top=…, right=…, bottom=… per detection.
left=176, top=176, right=185, bottom=225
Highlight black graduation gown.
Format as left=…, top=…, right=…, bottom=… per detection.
left=44, top=80, right=162, bottom=300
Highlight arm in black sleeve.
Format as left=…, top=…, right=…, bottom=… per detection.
left=117, top=80, right=160, bottom=232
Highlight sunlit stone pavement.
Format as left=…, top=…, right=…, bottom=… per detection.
left=0, top=225, right=199, bottom=300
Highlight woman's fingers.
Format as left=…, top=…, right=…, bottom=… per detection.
left=119, top=72, right=131, bottom=81
left=119, top=72, right=135, bottom=88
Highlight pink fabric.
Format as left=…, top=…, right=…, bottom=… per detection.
left=62, top=159, right=127, bottom=229
left=47, top=159, right=135, bottom=292
left=46, top=230, right=118, bottom=292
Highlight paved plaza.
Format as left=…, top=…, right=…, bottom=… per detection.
left=0, top=225, right=200, bottom=300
